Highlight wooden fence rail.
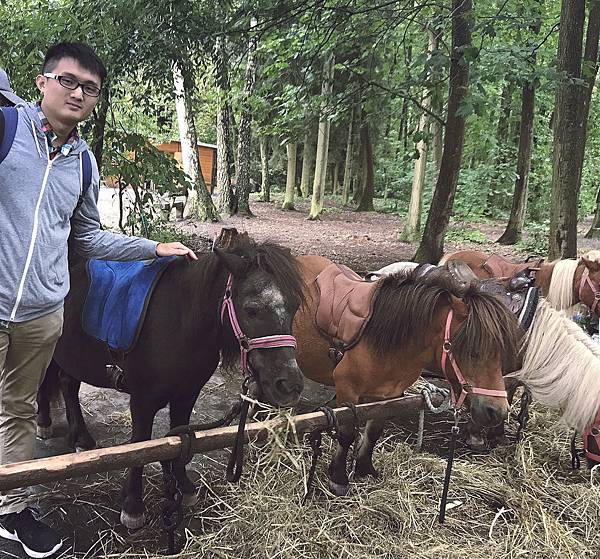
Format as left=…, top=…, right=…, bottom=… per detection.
left=0, top=393, right=443, bottom=491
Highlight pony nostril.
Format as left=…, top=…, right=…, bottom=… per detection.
left=275, top=378, right=291, bottom=395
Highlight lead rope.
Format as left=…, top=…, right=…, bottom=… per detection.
left=160, top=392, right=245, bottom=555
left=226, top=378, right=253, bottom=483
left=439, top=408, right=460, bottom=524
left=417, top=381, right=451, bottom=452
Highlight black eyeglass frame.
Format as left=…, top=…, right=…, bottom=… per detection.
left=43, top=73, right=101, bottom=97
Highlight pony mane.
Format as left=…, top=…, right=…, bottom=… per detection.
left=584, top=250, right=600, bottom=262
left=546, top=259, right=579, bottom=311
left=362, top=268, right=522, bottom=371
left=219, top=233, right=306, bottom=369
left=509, top=298, right=600, bottom=432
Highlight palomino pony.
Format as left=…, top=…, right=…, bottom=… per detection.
left=38, top=233, right=306, bottom=529
left=293, top=255, right=522, bottom=495
left=439, top=249, right=600, bottom=318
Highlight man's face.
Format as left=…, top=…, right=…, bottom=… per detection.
left=35, top=57, right=101, bottom=128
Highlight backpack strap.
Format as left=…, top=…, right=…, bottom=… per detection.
left=0, top=107, right=18, bottom=165
left=73, top=149, right=93, bottom=214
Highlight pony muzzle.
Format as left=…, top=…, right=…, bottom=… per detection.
left=469, top=394, right=509, bottom=428
left=248, top=348, right=304, bottom=407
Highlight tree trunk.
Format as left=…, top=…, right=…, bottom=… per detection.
left=486, top=78, right=515, bottom=215
left=414, top=0, right=472, bottom=263
left=300, top=129, right=315, bottom=197
left=173, top=62, right=219, bottom=222
left=214, top=35, right=235, bottom=216
left=548, top=0, right=586, bottom=259
left=185, top=90, right=219, bottom=222
left=332, top=162, right=340, bottom=195
left=282, top=142, right=297, bottom=210
left=497, top=81, right=536, bottom=244
left=581, top=0, right=600, bottom=238
left=91, top=88, right=109, bottom=173
left=432, top=90, right=444, bottom=175
left=172, top=62, right=197, bottom=186
left=498, top=18, right=542, bottom=245
left=342, top=104, right=357, bottom=206
left=259, top=136, right=270, bottom=202
left=308, top=53, right=335, bottom=221
left=355, top=123, right=375, bottom=212
left=234, top=17, right=258, bottom=217
left=400, top=27, right=439, bottom=242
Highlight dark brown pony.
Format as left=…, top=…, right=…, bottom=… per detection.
left=38, top=233, right=306, bottom=529
left=293, top=255, right=522, bottom=495
left=440, top=249, right=600, bottom=318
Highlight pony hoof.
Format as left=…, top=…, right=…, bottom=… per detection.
left=75, top=446, right=92, bottom=453
left=328, top=480, right=349, bottom=496
left=36, top=425, right=53, bottom=439
left=120, top=510, right=145, bottom=530
left=355, top=465, right=380, bottom=479
left=182, top=491, right=198, bottom=507
left=466, top=436, right=487, bottom=452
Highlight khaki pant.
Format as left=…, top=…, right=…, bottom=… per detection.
left=0, top=308, right=63, bottom=515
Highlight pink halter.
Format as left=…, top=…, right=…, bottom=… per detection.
left=579, top=268, right=600, bottom=315
left=441, top=309, right=508, bottom=408
left=220, top=274, right=297, bottom=377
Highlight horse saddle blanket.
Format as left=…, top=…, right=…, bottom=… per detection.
left=82, top=256, right=176, bottom=352
left=315, top=263, right=380, bottom=351
left=483, top=253, right=543, bottom=279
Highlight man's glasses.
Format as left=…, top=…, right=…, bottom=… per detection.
left=43, top=73, right=101, bottom=97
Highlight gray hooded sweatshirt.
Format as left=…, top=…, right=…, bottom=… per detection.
left=0, top=103, right=159, bottom=322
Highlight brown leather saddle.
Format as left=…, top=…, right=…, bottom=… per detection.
left=315, top=263, right=380, bottom=354
left=483, top=253, right=543, bottom=279
left=445, top=260, right=537, bottom=320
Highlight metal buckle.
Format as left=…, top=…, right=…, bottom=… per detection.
left=443, top=341, right=452, bottom=352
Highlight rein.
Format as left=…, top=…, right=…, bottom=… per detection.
left=440, top=309, right=508, bottom=407
left=221, top=273, right=297, bottom=376
left=579, top=268, right=600, bottom=315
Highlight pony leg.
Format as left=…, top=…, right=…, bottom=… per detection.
left=327, top=421, right=356, bottom=497
left=58, top=370, right=96, bottom=451
left=120, top=394, right=160, bottom=530
left=355, top=419, right=384, bottom=478
left=36, top=361, right=59, bottom=439
left=167, top=391, right=202, bottom=506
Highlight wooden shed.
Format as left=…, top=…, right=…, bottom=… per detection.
left=157, top=140, right=217, bottom=193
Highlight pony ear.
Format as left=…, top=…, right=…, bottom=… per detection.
left=449, top=295, right=468, bottom=320
left=214, top=248, right=249, bottom=277
left=582, top=256, right=600, bottom=274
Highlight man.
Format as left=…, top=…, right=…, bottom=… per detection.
left=0, top=68, right=25, bottom=107
left=0, top=43, right=197, bottom=558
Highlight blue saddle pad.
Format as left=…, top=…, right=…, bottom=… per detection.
left=82, top=256, right=176, bottom=352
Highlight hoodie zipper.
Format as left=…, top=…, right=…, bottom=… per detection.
left=9, top=135, right=61, bottom=321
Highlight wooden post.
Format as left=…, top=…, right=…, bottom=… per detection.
left=0, top=394, right=442, bottom=491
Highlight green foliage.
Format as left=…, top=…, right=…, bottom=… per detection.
left=444, top=226, right=488, bottom=245
left=103, top=130, right=191, bottom=235
left=517, top=221, right=549, bottom=255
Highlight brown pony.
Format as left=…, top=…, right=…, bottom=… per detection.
left=440, top=249, right=600, bottom=318
left=293, top=255, right=522, bottom=495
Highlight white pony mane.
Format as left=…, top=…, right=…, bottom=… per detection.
left=584, top=250, right=600, bottom=262
left=546, top=259, right=579, bottom=311
left=509, top=298, right=600, bottom=432
left=366, top=261, right=419, bottom=279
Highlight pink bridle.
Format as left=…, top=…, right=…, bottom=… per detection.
left=579, top=268, right=600, bottom=315
left=220, top=274, right=297, bottom=377
left=440, top=309, right=508, bottom=408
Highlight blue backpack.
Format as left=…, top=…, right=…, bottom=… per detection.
left=0, top=106, right=92, bottom=212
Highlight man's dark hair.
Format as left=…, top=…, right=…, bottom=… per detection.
left=42, top=42, right=107, bottom=84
